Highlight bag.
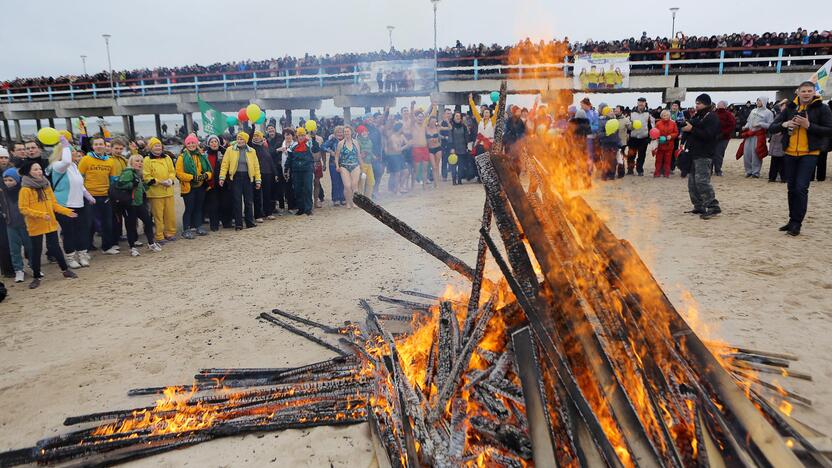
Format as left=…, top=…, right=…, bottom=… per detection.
left=676, top=146, right=692, bottom=173
left=108, top=182, right=133, bottom=206
left=0, top=281, right=6, bottom=303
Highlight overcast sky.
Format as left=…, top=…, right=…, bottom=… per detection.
left=2, top=0, right=828, bottom=80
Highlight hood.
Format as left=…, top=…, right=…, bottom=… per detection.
left=756, top=96, right=769, bottom=108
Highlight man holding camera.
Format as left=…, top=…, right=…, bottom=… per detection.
left=769, top=81, right=832, bottom=236
left=681, top=94, right=721, bottom=220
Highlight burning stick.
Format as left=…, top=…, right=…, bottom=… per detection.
left=353, top=193, right=475, bottom=281
left=268, top=308, right=340, bottom=334
left=377, top=295, right=433, bottom=311
left=258, top=312, right=348, bottom=356
left=463, top=202, right=493, bottom=344
left=435, top=302, right=457, bottom=390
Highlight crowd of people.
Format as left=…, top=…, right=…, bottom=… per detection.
left=0, top=79, right=830, bottom=293
left=3, top=27, right=829, bottom=92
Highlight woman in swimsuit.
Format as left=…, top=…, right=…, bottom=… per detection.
left=335, top=126, right=363, bottom=209
left=426, top=113, right=442, bottom=189
left=409, top=102, right=431, bottom=189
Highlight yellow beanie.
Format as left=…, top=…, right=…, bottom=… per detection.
left=296, top=127, right=307, bottom=137
left=236, top=131, right=250, bottom=143
left=147, top=137, right=162, bottom=149
left=253, top=130, right=264, bottom=138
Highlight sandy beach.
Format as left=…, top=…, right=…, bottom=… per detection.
left=1, top=139, right=830, bottom=466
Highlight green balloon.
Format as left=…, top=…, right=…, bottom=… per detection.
left=256, top=113, right=266, bottom=124
left=227, top=116, right=238, bottom=126
left=490, top=91, right=500, bottom=103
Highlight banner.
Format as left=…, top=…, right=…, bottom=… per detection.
left=357, top=59, right=435, bottom=93
left=198, top=98, right=228, bottom=136
left=808, top=58, right=831, bottom=96
left=574, top=53, right=630, bottom=90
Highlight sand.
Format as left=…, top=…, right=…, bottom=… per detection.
left=1, top=139, right=830, bottom=466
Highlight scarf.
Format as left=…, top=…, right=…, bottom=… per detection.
left=181, top=149, right=211, bottom=180
left=21, top=175, right=50, bottom=202
left=87, top=152, right=109, bottom=161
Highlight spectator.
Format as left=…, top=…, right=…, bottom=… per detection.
left=284, top=128, right=317, bottom=216
left=265, top=124, right=288, bottom=214
left=713, top=101, right=736, bottom=176
left=448, top=112, right=470, bottom=185
left=813, top=100, right=832, bottom=182
left=469, top=94, right=498, bottom=157
left=627, top=98, right=654, bottom=176
left=355, top=125, right=377, bottom=197
left=219, top=132, right=261, bottom=230
left=654, top=110, right=679, bottom=177
left=739, top=97, right=774, bottom=178
left=176, top=134, right=212, bottom=239
left=322, top=126, right=346, bottom=206
left=203, top=135, right=232, bottom=230
left=681, top=93, right=721, bottom=220
left=335, top=126, right=363, bottom=208
left=78, top=137, right=120, bottom=255
left=115, top=155, right=162, bottom=256
left=250, top=130, right=277, bottom=221
left=769, top=81, right=832, bottom=236
left=1, top=167, right=32, bottom=283
left=144, top=137, right=178, bottom=242
left=0, top=148, right=13, bottom=278
left=767, top=99, right=789, bottom=182
left=48, top=137, right=94, bottom=268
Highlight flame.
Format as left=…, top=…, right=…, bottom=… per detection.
left=778, top=400, right=793, bottom=417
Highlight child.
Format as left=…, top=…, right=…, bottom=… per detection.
left=1, top=168, right=33, bottom=282
left=17, top=161, right=78, bottom=289
left=654, top=110, right=679, bottom=178
left=116, top=155, right=162, bottom=256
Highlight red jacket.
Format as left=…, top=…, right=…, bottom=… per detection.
left=715, top=108, right=736, bottom=141
left=655, top=119, right=678, bottom=148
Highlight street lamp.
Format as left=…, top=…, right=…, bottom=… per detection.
left=431, top=0, right=440, bottom=89
left=80, top=55, right=88, bottom=76
left=387, top=25, right=395, bottom=50
left=102, top=34, right=115, bottom=99
left=669, top=7, right=680, bottom=38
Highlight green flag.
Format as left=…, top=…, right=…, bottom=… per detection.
left=198, top=98, right=228, bottom=136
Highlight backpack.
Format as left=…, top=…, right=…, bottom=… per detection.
left=108, top=180, right=133, bottom=206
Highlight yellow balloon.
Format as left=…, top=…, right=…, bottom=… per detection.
left=60, top=130, right=73, bottom=141
left=37, top=127, right=60, bottom=146
left=305, top=120, right=318, bottom=133
left=246, top=104, right=262, bottom=123
left=632, top=120, right=643, bottom=130
left=605, top=119, right=620, bottom=136
left=448, top=152, right=459, bottom=165
left=601, top=107, right=612, bottom=116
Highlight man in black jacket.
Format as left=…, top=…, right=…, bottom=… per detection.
left=266, top=124, right=286, bottom=214
left=768, top=82, right=832, bottom=236
left=681, top=93, right=721, bottom=219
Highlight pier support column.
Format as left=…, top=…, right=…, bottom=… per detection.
left=342, top=107, right=351, bottom=122
left=309, top=109, right=316, bottom=121
left=121, top=116, right=132, bottom=140
left=364, top=106, right=371, bottom=115
left=285, top=109, right=292, bottom=127
left=13, top=120, right=22, bottom=140
left=128, top=116, right=135, bottom=139
left=64, top=118, right=73, bottom=133
left=48, top=118, right=55, bottom=128
left=154, top=114, right=162, bottom=138
left=35, top=119, right=42, bottom=131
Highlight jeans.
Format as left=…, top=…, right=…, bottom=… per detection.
left=291, top=170, right=314, bottom=214
left=7, top=225, right=32, bottom=272
left=783, top=155, right=818, bottom=226
left=126, top=204, right=155, bottom=247
left=182, top=185, right=206, bottom=231
left=30, top=231, right=68, bottom=276
left=328, top=161, right=345, bottom=203
left=627, top=137, right=649, bottom=174
left=57, top=202, right=91, bottom=254
left=688, top=158, right=720, bottom=212
left=205, top=186, right=232, bottom=230
left=89, top=196, right=115, bottom=250
left=230, top=176, right=255, bottom=228
left=813, top=151, right=827, bottom=181
left=768, top=157, right=785, bottom=182
left=255, top=175, right=274, bottom=218
left=713, top=139, right=729, bottom=175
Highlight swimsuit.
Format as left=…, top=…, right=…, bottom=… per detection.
left=339, top=142, right=359, bottom=171
left=427, top=132, right=442, bottom=154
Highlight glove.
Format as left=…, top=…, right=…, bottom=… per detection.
left=147, top=179, right=157, bottom=186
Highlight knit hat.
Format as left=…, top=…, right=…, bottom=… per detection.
left=356, top=125, right=368, bottom=135
left=147, top=137, right=162, bottom=149
left=2, top=167, right=20, bottom=184
left=574, top=109, right=587, bottom=120
left=696, top=93, right=712, bottom=106
left=296, top=127, right=307, bottom=137
left=236, top=132, right=250, bottom=143
left=0, top=146, right=8, bottom=158
left=253, top=130, right=264, bottom=139
left=184, top=134, right=199, bottom=146
left=206, top=135, right=220, bottom=145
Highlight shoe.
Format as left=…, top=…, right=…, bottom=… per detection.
left=779, top=222, right=793, bottom=232
left=130, top=247, right=140, bottom=257
left=196, top=228, right=208, bottom=236
left=751, top=174, right=760, bottom=179
left=165, top=236, right=177, bottom=242
left=710, top=207, right=722, bottom=215
left=14, top=271, right=24, bottom=283
left=182, top=230, right=196, bottom=240
left=715, top=172, right=723, bottom=176
left=700, top=211, right=718, bottom=220
left=66, top=252, right=82, bottom=269
left=35, top=271, right=45, bottom=279
left=255, top=218, right=265, bottom=223
left=78, top=251, right=90, bottom=267
left=295, top=210, right=304, bottom=216
left=637, top=172, right=644, bottom=177
left=787, top=224, right=801, bottom=236
left=148, top=243, right=163, bottom=252
left=266, top=215, right=276, bottom=220
left=627, top=169, right=634, bottom=175
left=685, top=209, right=704, bottom=214
left=745, top=174, right=753, bottom=178
left=103, top=247, right=120, bottom=255
left=63, top=270, right=78, bottom=279
left=134, top=241, right=143, bottom=247
left=29, top=278, right=41, bottom=289
left=235, top=227, right=243, bottom=231
left=275, top=210, right=284, bottom=216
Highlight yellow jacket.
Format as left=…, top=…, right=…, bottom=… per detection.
left=111, top=154, right=128, bottom=176
left=220, top=145, right=261, bottom=183
left=469, top=94, right=497, bottom=126
left=175, top=151, right=213, bottom=195
left=143, top=155, right=176, bottom=198
left=18, top=185, right=74, bottom=236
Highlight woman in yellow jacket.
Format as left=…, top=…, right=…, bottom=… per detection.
left=17, top=160, right=78, bottom=289
left=219, top=132, right=261, bottom=230
left=143, top=137, right=177, bottom=242
left=176, top=134, right=212, bottom=239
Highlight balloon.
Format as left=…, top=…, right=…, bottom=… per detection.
left=632, top=120, right=643, bottom=130
left=246, top=104, right=262, bottom=123
left=255, top=112, right=266, bottom=124
left=659, top=136, right=667, bottom=144
left=305, top=120, right=318, bottom=133
left=604, top=119, right=620, bottom=136
left=536, top=124, right=548, bottom=136
left=60, top=130, right=73, bottom=141
left=238, top=108, right=249, bottom=122
left=37, top=127, right=60, bottom=146
left=448, top=152, right=459, bottom=165
left=649, top=128, right=661, bottom=139
left=227, top=116, right=238, bottom=126
left=490, top=91, right=500, bottom=103
left=601, top=107, right=612, bottom=116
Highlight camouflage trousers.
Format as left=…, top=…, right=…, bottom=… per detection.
left=688, top=158, right=720, bottom=212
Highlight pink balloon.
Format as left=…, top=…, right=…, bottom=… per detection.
left=649, top=128, right=661, bottom=139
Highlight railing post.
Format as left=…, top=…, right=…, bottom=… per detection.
left=518, top=57, right=523, bottom=79
left=319, top=66, right=324, bottom=87
left=48, top=86, right=53, bottom=101
left=776, top=47, right=784, bottom=73
left=253, top=72, right=257, bottom=91
left=195, top=75, right=199, bottom=93
left=563, top=55, right=570, bottom=77
left=474, top=58, right=479, bottom=81
left=719, top=50, right=725, bottom=75
left=167, top=78, right=172, bottom=95
left=664, top=51, right=670, bottom=76
left=223, top=73, right=228, bottom=92
left=69, top=84, right=74, bottom=100
left=354, top=65, right=359, bottom=84
left=27, top=88, right=32, bottom=102
left=116, top=82, right=121, bottom=98
left=141, top=80, right=146, bottom=96
left=6, top=89, right=12, bottom=103
left=92, top=84, right=97, bottom=99
left=285, top=70, right=290, bottom=89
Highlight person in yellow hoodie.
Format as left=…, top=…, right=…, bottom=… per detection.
left=143, top=137, right=178, bottom=242
left=769, top=81, right=832, bottom=236
left=78, top=136, right=120, bottom=254
left=219, top=132, right=261, bottom=230
left=176, top=134, right=212, bottom=239
left=17, top=160, right=78, bottom=289
left=109, top=137, right=130, bottom=244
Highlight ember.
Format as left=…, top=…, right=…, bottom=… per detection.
left=1, top=84, right=829, bottom=468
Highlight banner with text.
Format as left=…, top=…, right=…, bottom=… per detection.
left=574, top=53, right=630, bottom=90
left=809, top=58, right=831, bottom=96
left=358, top=59, right=435, bottom=93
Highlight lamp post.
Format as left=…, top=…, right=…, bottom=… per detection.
left=387, top=25, right=395, bottom=50
left=80, top=55, right=88, bottom=76
left=669, top=7, right=680, bottom=38
left=102, top=34, right=114, bottom=99
left=431, top=0, right=440, bottom=89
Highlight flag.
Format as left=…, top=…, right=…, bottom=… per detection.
left=198, top=98, right=228, bottom=136
left=808, top=58, right=832, bottom=96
